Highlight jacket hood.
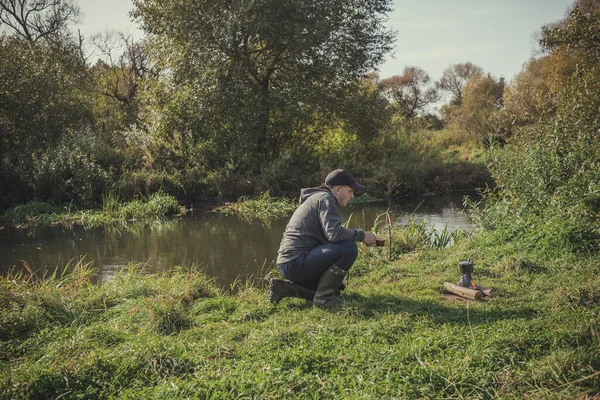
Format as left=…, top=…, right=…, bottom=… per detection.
left=299, top=185, right=332, bottom=204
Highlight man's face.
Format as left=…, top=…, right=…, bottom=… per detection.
left=333, top=185, right=354, bottom=207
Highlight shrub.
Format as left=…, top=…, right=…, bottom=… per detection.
left=33, top=127, right=121, bottom=208
left=473, top=67, right=600, bottom=256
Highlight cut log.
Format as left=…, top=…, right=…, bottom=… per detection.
left=444, top=282, right=482, bottom=300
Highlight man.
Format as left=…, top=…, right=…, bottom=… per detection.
left=268, top=169, right=377, bottom=308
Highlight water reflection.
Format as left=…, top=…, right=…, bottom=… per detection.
left=0, top=194, right=475, bottom=286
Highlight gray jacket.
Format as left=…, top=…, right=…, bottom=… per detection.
left=277, top=186, right=366, bottom=264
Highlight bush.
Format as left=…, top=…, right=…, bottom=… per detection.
left=33, top=127, right=121, bottom=208
left=474, top=67, right=600, bottom=256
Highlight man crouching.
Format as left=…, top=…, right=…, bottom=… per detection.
left=268, top=169, right=376, bottom=309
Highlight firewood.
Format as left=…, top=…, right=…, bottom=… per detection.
left=443, top=282, right=482, bottom=300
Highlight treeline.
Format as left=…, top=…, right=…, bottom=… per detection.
left=0, top=0, right=597, bottom=221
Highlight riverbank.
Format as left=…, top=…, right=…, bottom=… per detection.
left=1, top=230, right=598, bottom=398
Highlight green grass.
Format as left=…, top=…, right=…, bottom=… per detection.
left=0, top=191, right=185, bottom=229
left=213, top=191, right=297, bottom=225
left=1, top=229, right=598, bottom=399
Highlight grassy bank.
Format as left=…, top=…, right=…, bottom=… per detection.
left=0, top=192, right=185, bottom=229
left=1, top=229, right=598, bottom=399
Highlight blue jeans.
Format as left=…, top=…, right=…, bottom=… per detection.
left=278, top=240, right=358, bottom=290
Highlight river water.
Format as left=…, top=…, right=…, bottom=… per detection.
left=0, top=194, right=475, bottom=286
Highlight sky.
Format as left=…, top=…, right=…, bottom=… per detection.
left=75, top=0, right=574, bottom=83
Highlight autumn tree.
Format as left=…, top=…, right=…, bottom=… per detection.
left=444, top=73, right=505, bottom=141
left=380, top=66, right=438, bottom=119
left=499, top=0, right=599, bottom=137
left=481, top=0, right=600, bottom=252
left=436, top=62, right=483, bottom=106
left=502, top=50, right=576, bottom=130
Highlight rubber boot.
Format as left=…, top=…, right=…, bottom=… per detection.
left=313, top=265, right=347, bottom=309
left=267, top=278, right=316, bottom=304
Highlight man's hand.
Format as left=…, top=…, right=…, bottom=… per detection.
left=364, top=231, right=377, bottom=247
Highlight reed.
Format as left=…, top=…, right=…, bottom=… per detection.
left=426, top=222, right=469, bottom=249
left=213, top=191, right=296, bottom=225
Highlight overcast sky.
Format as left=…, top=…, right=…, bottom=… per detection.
left=75, top=0, right=574, bottom=82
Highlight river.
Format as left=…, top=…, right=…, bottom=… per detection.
left=0, top=194, right=475, bottom=286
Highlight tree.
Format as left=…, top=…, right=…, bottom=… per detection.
left=0, top=0, right=80, bottom=43
left=0, top=36, right=90, bottom=150
left=131, top=0, right=395, bottom=170
left=88, top=32, right=162, bottom=132
left=541, top=5, right=600, bottom=63
left=380, top=66, right=439, bottom=119
left=0, top=35, right=94, bottom=206
left=444, top=73, right=504, bottom=141
left=436, top=62, right=483, bottom=105
left=569, top=0, right=600, bottom=13
left=499, top=1, right=599, bottom=137
left=502, top=50, right=576, bottom=129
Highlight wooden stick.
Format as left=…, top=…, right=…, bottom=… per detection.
left=444, top=282, right=482, bottom=300
left=474, top=285, right=496, bottom=298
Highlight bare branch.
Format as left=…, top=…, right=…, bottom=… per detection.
left=0, top=0, right=79, bottom=42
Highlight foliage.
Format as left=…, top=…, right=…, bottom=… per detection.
left=541, top=5, right=600, bottom=63
left=131, top=0, right=395, bottom=175
left=426, top=223, right=468, bottom=249
left=471, top=66, right=600, bottom=256
left=121, top=191, right=182, bottom=220
left=0, top=33, right=92, bottom=207
left=33, top=127, right=121, bottom=208
left=1, top=201, right=65, bottom=225
left=502, top=51, right=576, bottom=131
left=0, top=0, right=492, bottom=209
left=349, top=127, right=491, bottom=200
left=0, top=35, right=89, bottom=152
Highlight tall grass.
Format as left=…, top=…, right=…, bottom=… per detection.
left=1, top=201, right=65, bottom=225
left=369, top=215, right=470, bottom=261
left=1, top=191, right=185, bottom=228
left=213, top=191, right=297, bottom=225
left=426, top=222, right=469, bottom=249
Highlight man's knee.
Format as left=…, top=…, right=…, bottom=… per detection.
left=341, top=240, right=358, bottom=258
left=335, top=240, right=358, bottom=271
